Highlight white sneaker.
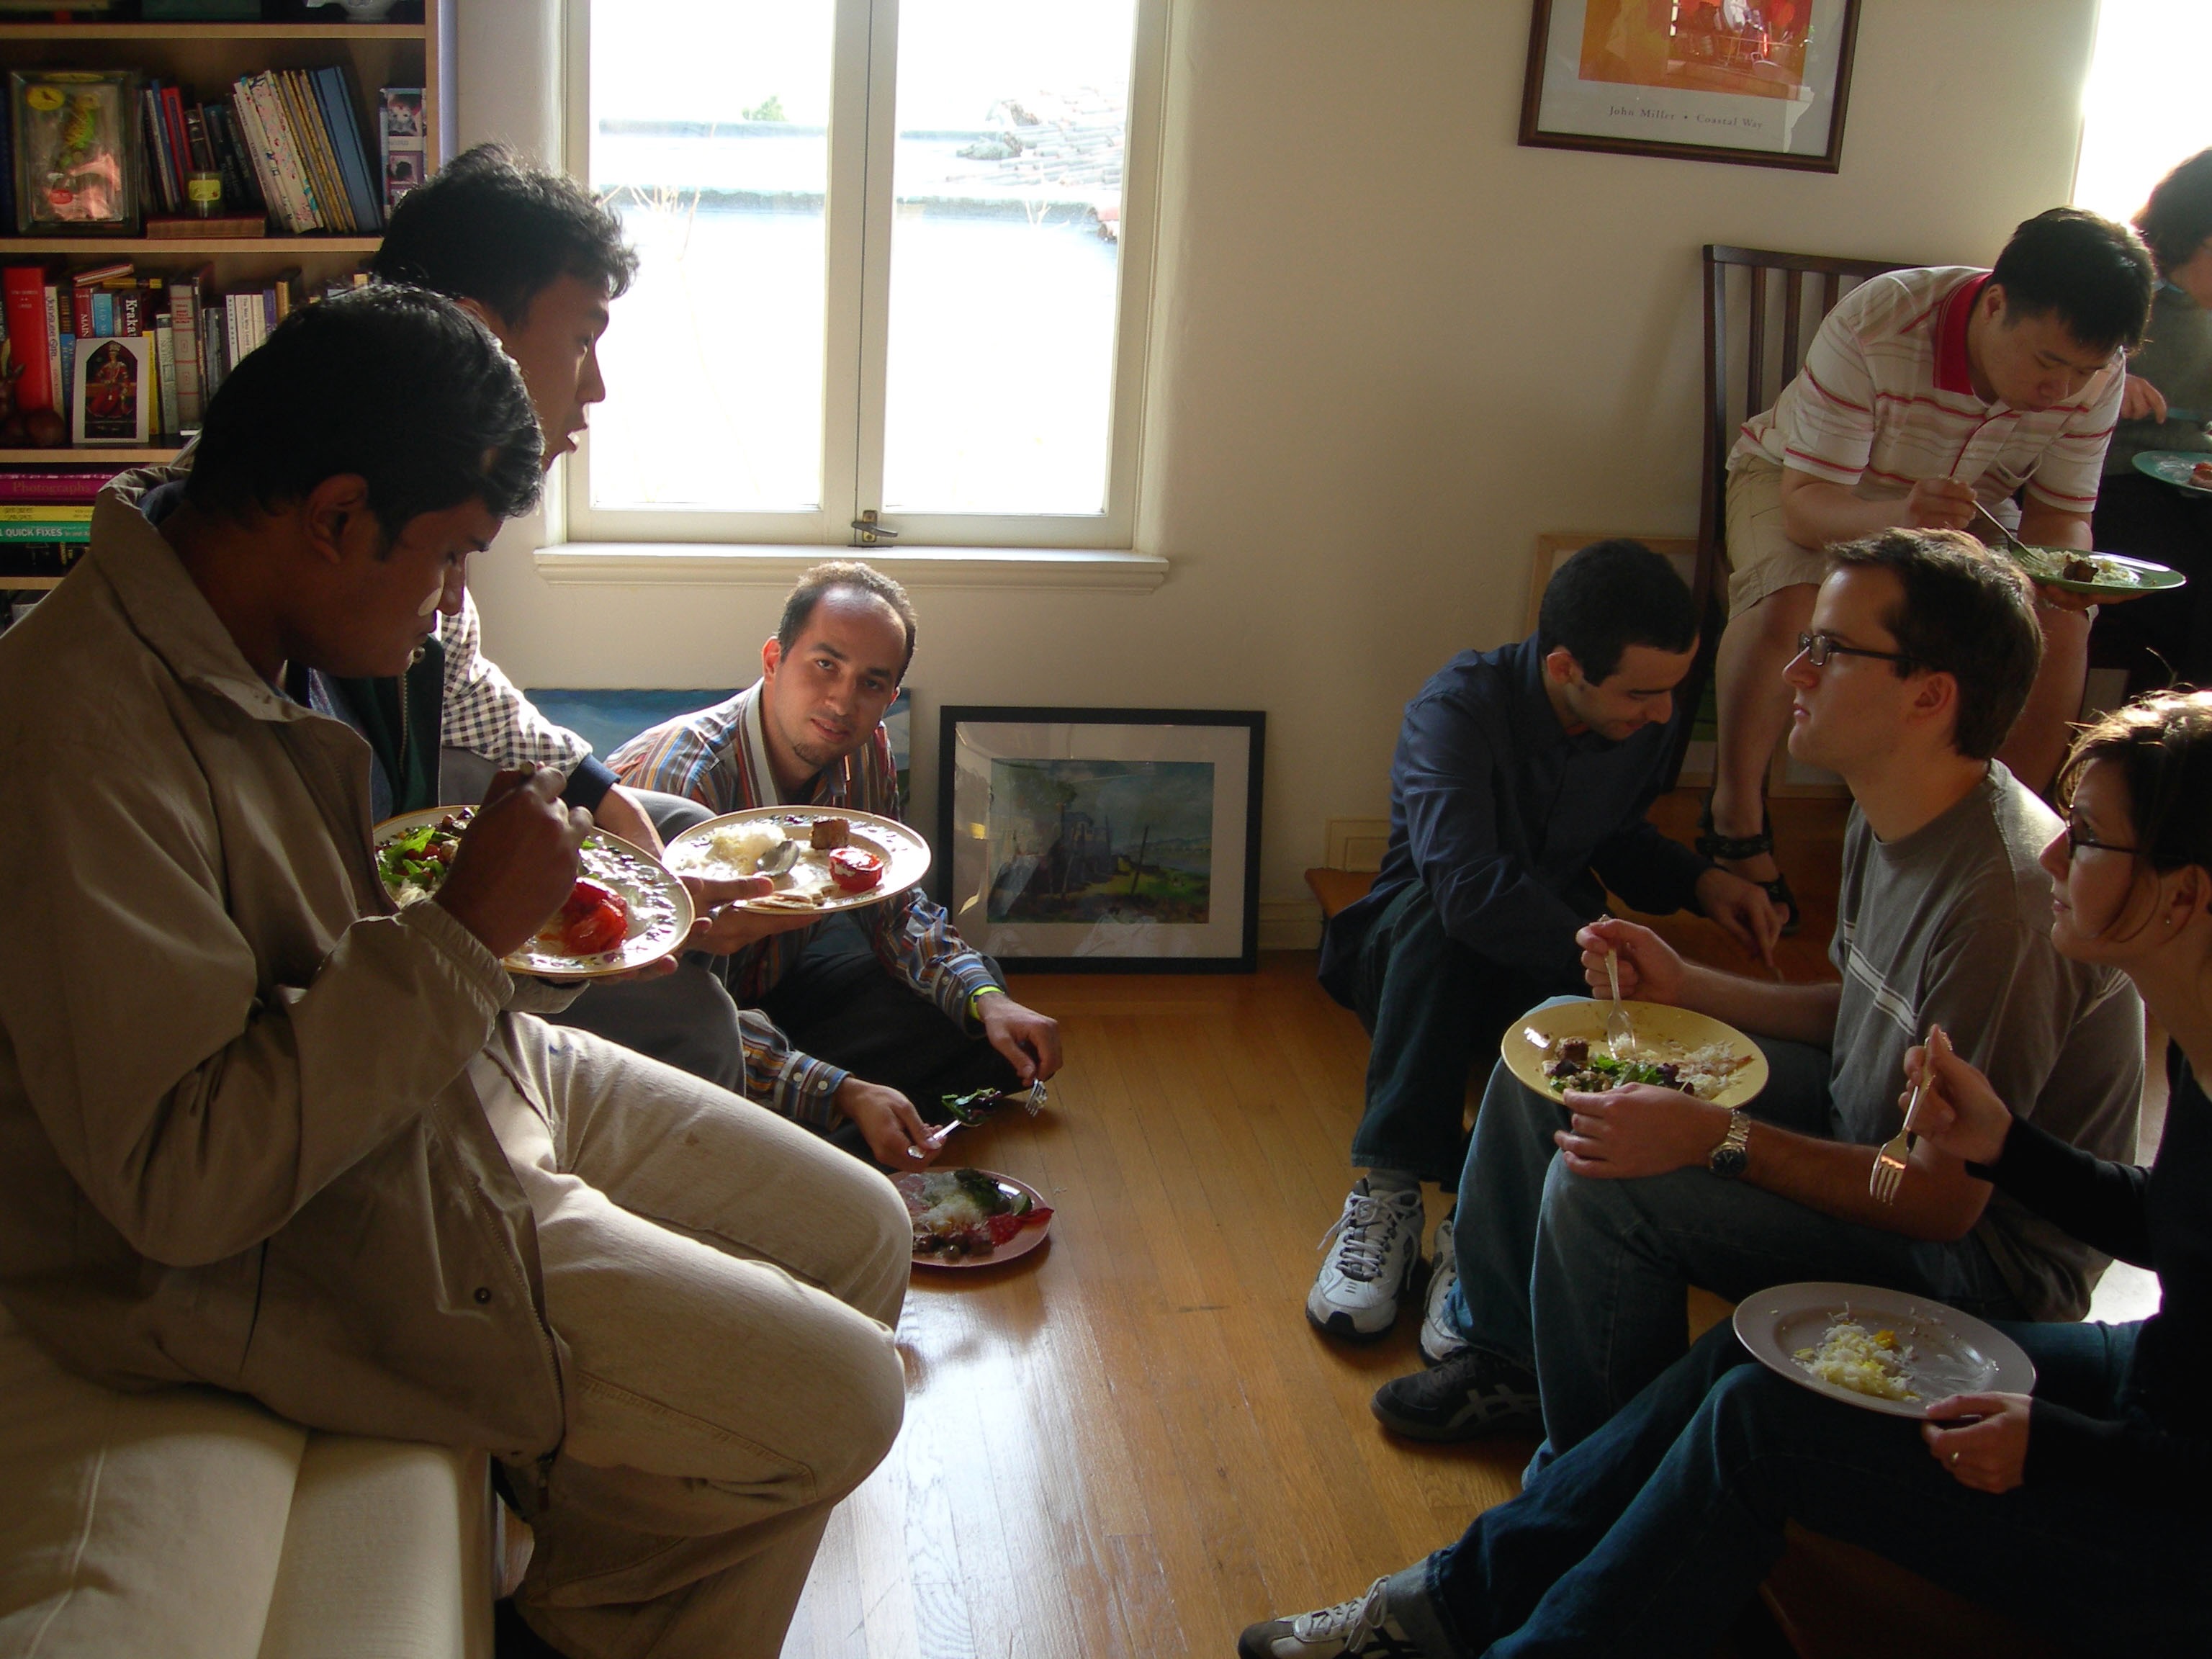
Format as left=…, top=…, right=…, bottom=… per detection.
left=1417, top=1208, right=1465, bottom=1366
left=1305, top=1179, right=1424, bottom=1341
left=1238, top=1577, right=1433, bottom=1658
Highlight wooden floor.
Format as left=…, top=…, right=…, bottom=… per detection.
left=784, top=791, right=2159, bottom=1657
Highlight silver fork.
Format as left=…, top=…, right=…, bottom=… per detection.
left=1022, top=1076, right=1048, bottom=1116
left=1870, top=1074, right=1923, bottom=1205
left=1603, top=947, right=1635, bottom=1060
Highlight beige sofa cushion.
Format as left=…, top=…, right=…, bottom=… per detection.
left=0, top=1305, right=305, bottom=1658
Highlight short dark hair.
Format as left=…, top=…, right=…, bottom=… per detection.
left=777, top=560, right=919, bottom=675
left=369, top=143, right=638, bottom=325
left=1987, top=207, right=2154, bottom=354
left=1536, top=538, right=1698, bottom=683
left=1825, top=529, right=2041, bottom=761
left=2059, top=691, right=2212, bottom=901
left=2135, top=148, right=2212, bottom=279
left=186, top=286, right=542, bottom=541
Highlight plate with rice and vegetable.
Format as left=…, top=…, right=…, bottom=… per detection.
left=1732, top=1282, right=2036, bottom=1419
left=1502, top=1001, right=1768, bottom=1108
left=663, top=806, right=930, bottom=915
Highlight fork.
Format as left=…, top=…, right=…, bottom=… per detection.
left=1603, top=946, right=1635, bottom=1060
left=1869, top=1074, right=1919, bottom=1205
left=1022, top=1076, right=1048, bottom=1116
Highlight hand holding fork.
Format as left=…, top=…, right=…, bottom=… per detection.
left=1871, top=1024, right=1948, bottom=1203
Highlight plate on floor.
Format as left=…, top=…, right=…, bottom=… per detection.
left=662, top=806, right=929, bottom=915
left=1503, top=1000, right=1768, bottom=1107
left=1733, top=1282, right=2035, bottom=1420
left=1994, top=541, right=2183, bottom=598
left=896, top=1168, right=1053, bottom=1270
left=2134, top=449, right=2212, bottom=498
left=372, top=806, right=694, bottom=980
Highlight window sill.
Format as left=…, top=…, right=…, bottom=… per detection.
left=533, top=542, right=1169, bottom=593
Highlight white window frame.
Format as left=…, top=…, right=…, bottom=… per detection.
left=559, top=0, right=1168, bottom=555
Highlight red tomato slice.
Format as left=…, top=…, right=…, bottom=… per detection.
left=827, top=847, right=885, bottom=893
left=557, top=880, right=629, bottom=955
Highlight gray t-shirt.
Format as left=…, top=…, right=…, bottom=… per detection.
left=1830, top=763, right=2142, bottom=1320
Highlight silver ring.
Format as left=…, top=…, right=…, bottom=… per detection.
left=1950, top=1451, right=1961, bottom=1465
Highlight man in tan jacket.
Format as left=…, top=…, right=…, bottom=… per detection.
left=0, top=287, right=908, bottom=1659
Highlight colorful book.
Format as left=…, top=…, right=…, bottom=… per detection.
left=0, top=470, right=120, bottom=503
left=153, top=316, right=176, bottom=439
left=141, top=87, right=177, bottom=215
left=0, top=267, right=50, bottom=413
left=313, top=66, right=380, bottom=231
left=42, top=284, right=63, bottom=426
left=377, top=88, right=426, bottom=212
left=279, top=70, right=351, bottom=235
left=199, top=303, right=227, bottom=399
left=0, top=505, right=93, bottom=522
left=0, top=521, right=90, bottom=541
left=168, top=266, right=207, bottom=430
left=230, top=79, right=310, bottom=233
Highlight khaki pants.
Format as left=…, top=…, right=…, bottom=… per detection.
left=473, top=1018, right=909, bottom=1659
left=1724, top=458, right=1832, bottom=613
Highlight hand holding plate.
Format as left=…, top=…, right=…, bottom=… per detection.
left=1922, top=1391, right=2031, bottom=1493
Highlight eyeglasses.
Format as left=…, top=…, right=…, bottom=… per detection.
left=2064, top=822, right=2139, bottom=858
left=1796, top=631, right=1916, bottom=671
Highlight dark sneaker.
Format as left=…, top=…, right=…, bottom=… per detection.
left=1370, top=1346, right=1541, bottom=1442
left=1237, top=1577, right=1434, bottom=1658
left=1305, top=1179, right=1425, bottom=1341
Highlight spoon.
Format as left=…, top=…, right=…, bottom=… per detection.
left=755, top=839, right=801, bottom=878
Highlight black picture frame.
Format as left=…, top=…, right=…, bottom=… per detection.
left=1519, top=0, right=1862, bottom=174
left=936, top=705, right=1264, bottom=974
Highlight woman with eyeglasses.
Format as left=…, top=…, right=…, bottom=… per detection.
left=1237, top=691, right=2211, bottom=1659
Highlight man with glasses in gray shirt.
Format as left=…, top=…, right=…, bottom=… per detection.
left=1375, top=529, right=2143, bottom=1455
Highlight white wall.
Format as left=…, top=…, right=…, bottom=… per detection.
left=457, top=0, right=2098, bottom=941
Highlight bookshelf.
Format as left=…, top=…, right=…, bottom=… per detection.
left=0, top=1, right=451, bottom=604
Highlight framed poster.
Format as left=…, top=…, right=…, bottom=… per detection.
left=938, top=706, right=1264, bottom=973
left=71, top=333, right=153, bottom=445
left=1519, top=0, right=1862, bottom=173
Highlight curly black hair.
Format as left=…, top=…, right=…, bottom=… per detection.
left=1536, top=539, right=1699, bottom=684
left=186, top=286, right=542, bottom=541
left=369, top=143, right=637, bottom=325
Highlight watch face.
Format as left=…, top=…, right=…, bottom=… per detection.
left=1709, top=1144, right=1749, bottom=1179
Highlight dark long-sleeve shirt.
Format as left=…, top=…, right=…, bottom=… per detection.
left=1318, top=637, right=1711, bottom=1004
left=1971, top=1044, right=2211, bottom=1508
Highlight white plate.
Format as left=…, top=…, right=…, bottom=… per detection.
left=663, top=805, right=931, bottom=915
left=1503, top=999, right=1770, bottom=1109
left=1732, top=1281, right=2036, bottom=1419
left=896, top=1169, right=1052, bottom=1271
left=2134, top=449, right=2212, bottom=498
left=372, top=806, right=694, bottom=980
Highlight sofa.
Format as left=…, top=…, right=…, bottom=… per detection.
left=0, top=1303, right=512, bottom=1658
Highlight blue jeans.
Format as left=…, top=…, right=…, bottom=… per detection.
left=1349, top=886, right=1580, bottom=1185
left=1387, top=1318, right=2206, bottom=1658
left=1449, top=998, right=2023, bottom=1449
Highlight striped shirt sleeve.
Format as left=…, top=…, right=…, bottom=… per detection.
left=1768, top=289, right=1881, bottom=488
left=609, top=707, right=745, bottom=815
left=737, top=1008, right=850, bottom=1126
left=439, top=591, right=594, bottom=770
left=2023, top=364, right=2124, bottom=513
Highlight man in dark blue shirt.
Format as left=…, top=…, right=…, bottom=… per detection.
left=1308, top=540, right=1780, bottom=1341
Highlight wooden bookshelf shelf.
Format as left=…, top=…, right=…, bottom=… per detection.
left=0, top=236, right=382, bottom=254
left=0, top=448, right=180, bottom=464
left=0, top=24, right=426, bottom=42
left=0, top=573, right=66, bottom=590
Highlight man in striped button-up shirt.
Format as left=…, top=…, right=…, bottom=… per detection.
left=593, top=562, right=1064, bottom=1167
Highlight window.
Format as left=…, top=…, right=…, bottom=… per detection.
left=2072, top=0, right=2212, bottom=225
left=571, top=0, right=1164, bottom=552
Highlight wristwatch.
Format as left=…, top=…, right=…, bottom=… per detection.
left=1707, top=1109, right=1750, bottom=1179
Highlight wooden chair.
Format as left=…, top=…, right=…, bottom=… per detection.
left=1668, top=246, right=1916, bottom=790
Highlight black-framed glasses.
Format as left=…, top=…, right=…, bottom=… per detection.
left=1795, top=631, right=1916, bottom=671
left=2064, top=821, right=2139, bottom=858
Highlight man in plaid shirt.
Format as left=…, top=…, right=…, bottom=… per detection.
left=588, top=562, right=1066, bottom=1168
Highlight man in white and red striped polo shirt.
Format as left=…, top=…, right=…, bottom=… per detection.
left=1705, top=210, right=2153, bottom=927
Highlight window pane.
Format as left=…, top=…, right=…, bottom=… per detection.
left=881, top=0, right=1136, bottom=516
left=589, top=0, right=834, bottom=512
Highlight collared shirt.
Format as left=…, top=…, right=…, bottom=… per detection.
left=1731, top=266, right=2124, bottom=521
left=611, top=681, right=999, bottom=1128
left=1318, top=636, right=1711, bottom=1001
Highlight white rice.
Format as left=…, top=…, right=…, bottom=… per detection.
left=691, top=819, right=786, bottom=875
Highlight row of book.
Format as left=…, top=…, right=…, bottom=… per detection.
left=0, top=467, right=117, bottom=580
left=1, top=260, right=365, bottom=443
left=139, top=76, right=267, bottom=223
left=226, top=68, right=388, bottom=235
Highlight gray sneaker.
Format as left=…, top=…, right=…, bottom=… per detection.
left=1237, top=1577, right=1432, bottom=1658
left=1305, top=1179, right=1425, bottom=1341
left=1416, top=1208, right=1465, bottom=1366
left=1370, top=1346, right=1541, bottom=1442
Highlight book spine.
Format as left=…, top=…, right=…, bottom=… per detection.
left=143, top=331, right=162, bottom=439
left=230, top=81, right=304, bottom=234
left=207, top=104, right=263, bottom=215
left=0, top=475, right=113, bottom=501
left=168, top=271, right=202, bottom=430
left=0, top=522, right=91, bottom=542
left=0, top=505, right=94, bottom=522
left=119, top=288, right=142, bottom=338
left=57, top=336, right=73, bottom=432
left=142, top=88, right=176, bottom=215
left=160, top=86, right=194, bottom=210
left=282, top=71, right=351, bottom=235
left=1, top=269, right=49, bottom=413
left=251, top=74, right=323, bottom=233
left=200, top=304, right=227, bottom=399
left=315, top=66, right=380, bottom=232
left=42, top=286, right=63, bottom=425
left=72, top=288, right=93, bottom=341
left=153, top=319, right=176, bottom=440
left=89, top=291, right=113, bottom=341
left=183, top=107, right=217, bottom=176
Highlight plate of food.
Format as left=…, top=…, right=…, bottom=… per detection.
left=662, top=806, right=930, bottom=915
left=1733, top=1282, right=2036, bottom=1419
left=2134, top=449, right=2212, bottom=498
left=896, top=1166, right=1053, bottom=1268
left=1996, top=541, right=2184, bottom=598
left=373, top=806, right=695, bottom=980
left=1503, top=1000, right=1768, bottom=1108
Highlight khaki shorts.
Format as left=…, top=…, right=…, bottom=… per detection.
left=1725, top=457, right=1831, bottom=613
